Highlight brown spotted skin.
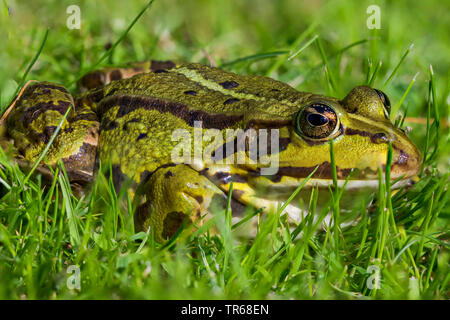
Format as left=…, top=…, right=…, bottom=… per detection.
left=2, top=60, right=421, bottom=242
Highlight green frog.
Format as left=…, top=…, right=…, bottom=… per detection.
left=0, top=60, right=421, bottom=242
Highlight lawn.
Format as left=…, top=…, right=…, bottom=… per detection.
left=0, top=0, right=448, bottom=299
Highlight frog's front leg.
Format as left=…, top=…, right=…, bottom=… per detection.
left=5, top=81, right=99, bottom=183
left=134, top=164, right=230, bottom=242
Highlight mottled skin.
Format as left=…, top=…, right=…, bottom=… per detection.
left=1, top=60, right=421, bottom=242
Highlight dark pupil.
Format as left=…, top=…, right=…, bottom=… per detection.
left=307, top=113, right=328, bottom=126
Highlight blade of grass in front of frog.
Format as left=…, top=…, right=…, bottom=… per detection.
left=368, top=60, right=382, bottom=87
left=398, top=101, right=410, bottom=129
left=355, top=198, right=371, bottom=259
left=68, top=0, right=155, bottom=88
left=0, top=148, right=12, bottom=190
left=426, top=174, right=449, bottom=229
left=408, top=230, right=450, bottom=249
left=6, top=29, right=49, bottom=111
left=124, top=190, right=134, bottom=233
left=289, top=196, right=335, bottom=277
left=57, top=159, right=80, bottom=247
left=136, top=226, right=152, bottom=254
left=40, top=165, right=60, bottom=242
left=365, top=58, right=374, bottom=84
left=289, top=185, right=318, bottom=241
left=362, top=168, right=386, bottom=297
left=415, top=192, right=435, bottom=263
left=262, top=166, right=320, bottom=269
left=94, top=0, right=155, bottom=68
left=187, top=214, right=221, bottom=244
left=225, top=181, right=234, bottom=229
left=276, top=165, right=319, bottom=215
left=219, top=51, right=290, bottom=68
left=220, top=186, right=251, bottom=293
left=426, top=65, right=440, bottom=164
left=328, top=138, right=342, bottom=254
left=231, top=207, right=264, bottom=230
left=265, top=21, right=318, bottom=76
left=383, top=143, right=420, bottom=274
left=287, top=35, right=319, bottom=62
left=424, top=248, right=439, bottom=289
left=316, top=37, right=339, bottom=96
left=301, top=38, right=370, bottom=87
left=392, top=72, right=419, bottom=122
left=383, top=44, right=414, bottom=89
left=159, top=218, right=193, bottom=252
left=23, top=106, right=71, bottom=185
left=106, top=163, right=121, bottom=239
left=222, top=181, right=234, bottom=272
left=421, top=78, right=433, bottom=174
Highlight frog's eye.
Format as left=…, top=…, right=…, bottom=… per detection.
left=374, top=89, right=391, bottom=116
left=295, top=103, right=340, bottom=140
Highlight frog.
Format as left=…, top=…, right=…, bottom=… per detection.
left=0, top=60, right=422, bottom=242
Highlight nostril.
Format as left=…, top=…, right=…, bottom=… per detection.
left=371, top=132, right=390, bottom=144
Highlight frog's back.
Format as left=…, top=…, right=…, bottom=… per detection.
left=76, top=60, right=314, bottom=186
left=80, top=60, right=312, bottom=121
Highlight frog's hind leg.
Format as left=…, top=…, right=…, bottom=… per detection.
left=77, top=60, right=177, bottom=91
left=135, top=164, right=240, bottom=243
left=4, top=81, right=99, bottom=184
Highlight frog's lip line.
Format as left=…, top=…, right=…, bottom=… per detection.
left=268, top=178, right=414, bottom=190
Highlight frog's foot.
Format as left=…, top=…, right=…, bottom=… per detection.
left=4, top=81, right=99, bottom=184
left=135, top=164, right=239, bottom=242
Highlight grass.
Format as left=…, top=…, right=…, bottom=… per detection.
left=0, top=0, right=449, bottom=299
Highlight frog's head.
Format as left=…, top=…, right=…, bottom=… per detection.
left=250, top=85, right=421, bottom=189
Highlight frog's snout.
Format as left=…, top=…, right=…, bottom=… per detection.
left=389, top=128, right=422, bottom=180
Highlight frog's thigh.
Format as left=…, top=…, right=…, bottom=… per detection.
left=135, top=164, right=227, bottom=242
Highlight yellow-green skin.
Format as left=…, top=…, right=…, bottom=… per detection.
left=3, top=60, right=421, bottom=242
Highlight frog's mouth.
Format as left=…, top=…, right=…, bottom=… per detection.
left=263, top=176, right=416, bottom=193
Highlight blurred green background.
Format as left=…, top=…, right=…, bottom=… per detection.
left=1, top=0, right=449, bottom=107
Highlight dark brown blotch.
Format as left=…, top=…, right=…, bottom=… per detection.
left=101, top=95, right=243, bottom=129
left=162, top=211, right=186, bottom=240
left=79, top=71, right=107, bottom=90
left=150, top=60, right=176, bottom=71
left=224, top=98, right=240, bottom=105
left=140, top=170, right=153, bottom=184
left=164, top=170, right=174, bottom=178
left=102, top=120, right=119, bottom=131
left=136, top=133, right=148, bottom=141
left=219, top=80, right=239, bottom=89
left=71, top=112, right=98, bottom=123
left=371, top=132, right=389, bottom=144
left=213, top=171, right=232, bottom=184
left=183, top=90, right=197, bottom=96
left=109, top=69, right=123, bottom=81
left=268, top=161, right=354, bottom=183
left=42, top=126, right=58, bottom=143
left=20, top=100, right=72, bottom=125
left=193, top=195, right=203, bottom=204
left=122, top=118, right=140, bottom=130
